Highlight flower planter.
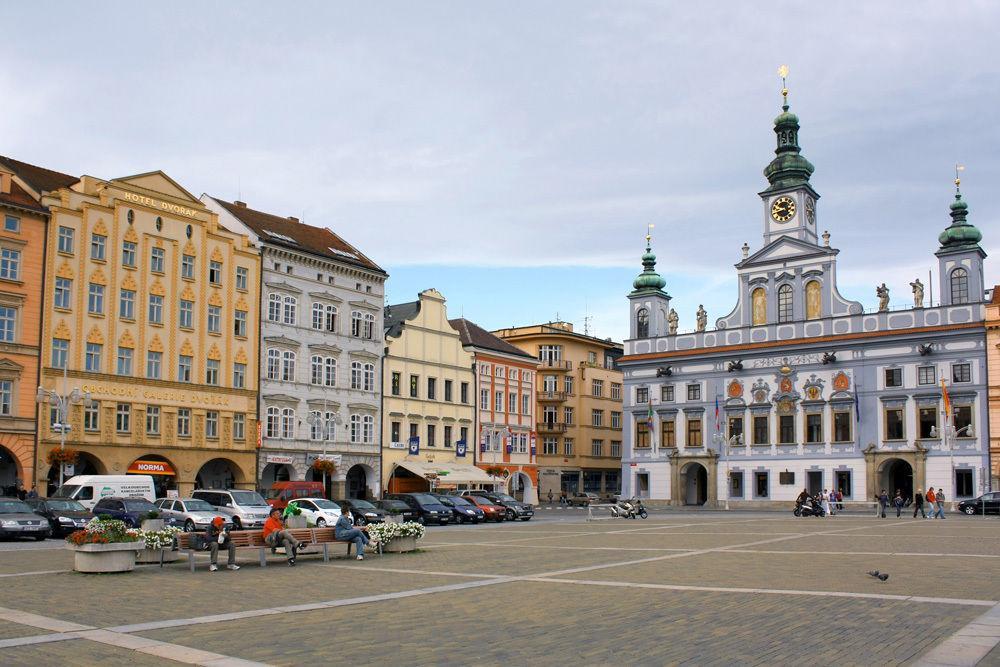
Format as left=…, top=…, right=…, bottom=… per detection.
left=140, top=519, right=165, bottom=531
left=382, top=535, right=417, bottom=553
left=68, top=541, right=145, bottom=573
left=285, top=515, right=308, bottom=529
left=136, top=548, right=180, bottom=564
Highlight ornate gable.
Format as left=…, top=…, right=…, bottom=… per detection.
left=86, top=326, right=104, bottom=344
left=180, top=286, right=196, bottom=301
left=52, top=321, right=71, bottom=340
left=234, top=348, right=248, bottom=364
left=89, top=267, right=108, bottom=285
left=123, top=226, right=139, bottom=243
left=179, top=339, right=194, bottom=356
left=183, top=241, right=197, bottom=256
left=92, top=219, right=109, bottom=236
left=208, top=292, right=223, bottom=307
left=149, top=280, right=166, bottom=296
left=210, top=247, right=224, bottom=263
left=56, top=261, right=74, bottom=280
left=118, top=330, right=136, bottom=348
left=148, top=334, right=164, bottom=353
left=207, top=344, right=221, bottom=360
left=121, top=274, right=138, bottom=291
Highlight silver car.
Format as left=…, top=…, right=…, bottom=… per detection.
left=0, top=497, right=51, bottom=541
left=191, top=489, right=271, bottom=530
left=154, top=498, right=232, bottom=532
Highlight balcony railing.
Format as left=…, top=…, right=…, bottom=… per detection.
left=536, top=421, right=569, bottom=433
left=536, top=390, right=568, bottom=402
left=539, top=359, right=573, bottom=370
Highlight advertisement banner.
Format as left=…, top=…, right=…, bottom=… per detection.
left=408, top=436, right=420, bottom=455
left=456, top=440, right=467, bottom=457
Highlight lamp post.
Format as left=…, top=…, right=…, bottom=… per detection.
left=35, top=363, right=92, bottom=489
left=307, top=406, right=342, bottom=498
left=930, top=420, right=973, bottom=512
left=712, top=431, right=744, bottom=510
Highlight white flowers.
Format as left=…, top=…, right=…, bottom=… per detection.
left=137, top=526, right=182, bottom=550
left=366, top=521, right=425, bottom=543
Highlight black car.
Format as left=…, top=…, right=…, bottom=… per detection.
left=25, top=497, right=91, bottom=536
left=383, top=493, right=453, bottom=525
left=958, top=492, right=1000, bottom=515
left=461, top=490, right=534, bottom=521
left=0, top=497, right=51, bottom=540
left=434, top=494, right=484, bottom=524
left=92, top=497, right=164, bottom=528
left=373, top=499, right=417, bottom=522
left=334, top=498, right=386, bottom=525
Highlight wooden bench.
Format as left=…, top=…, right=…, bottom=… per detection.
left=174, top=527, right=381, bottom=572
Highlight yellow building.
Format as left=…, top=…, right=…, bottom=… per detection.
left=988, top=287, right=1000, bottom=489
left=382, top=289, right=486, bottom=493
left=35, top=167, right=260, bottom=495
left=493, top=322, right=624, bottom=499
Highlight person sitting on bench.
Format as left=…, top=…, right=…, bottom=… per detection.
left=206, top=516, right=239, bottom=572
left=263, top=507, right=302, bottom=566
left=335, top=508, right=371, bottom=560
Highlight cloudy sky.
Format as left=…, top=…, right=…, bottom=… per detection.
left=2, top=2, right=997, bottom=341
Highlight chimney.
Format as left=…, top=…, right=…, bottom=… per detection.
left=287, top=216, right=299, bottom=223
left=234, top=200, right=247, bottom=208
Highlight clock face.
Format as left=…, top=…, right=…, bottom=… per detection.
left=770, top=196, right=796, bottom=222
left=805, top=197, right=816, bottom=224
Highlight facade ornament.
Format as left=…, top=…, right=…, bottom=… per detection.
left=667, top=308, right=679, bottom=335
left=821, top=351, right=836, bottom=365
left=727, top=359, right=743, bottom=373
left=876, top=283, right=890, bottom=312
left=741, top=242, right=749, bottom=260
left=918, top=343, right=933, bottom=356
left=822, top=230, right=830, bottom=247
left=910, top=278, right=924, bottom=308
left=695, top=305, right=707, bottom=332
left=655, top=366, right=673, bottom=377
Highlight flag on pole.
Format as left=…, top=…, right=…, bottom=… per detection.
left=714, top=396, right=721, bottom=431
left=646, top=401, right=654, bottom=429
left=941, top=379, right=951, bottom=419
left=853, top=389, right=861, bottom=423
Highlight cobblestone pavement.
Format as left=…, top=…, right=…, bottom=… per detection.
left=1, top=512, right=998, bottom=665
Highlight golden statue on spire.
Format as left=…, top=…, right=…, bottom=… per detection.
left=646, top=223, right=654, bottom=245
left=777, top=64, right=789, bottom=106
left=955, top=163, right=965, bottom=192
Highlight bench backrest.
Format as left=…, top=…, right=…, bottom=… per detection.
left=176, top=527, right=343, bottom=550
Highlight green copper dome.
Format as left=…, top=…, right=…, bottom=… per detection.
left=632, top=244, right=667, bottom=292
left=762, top=103, right=814, bottom=193
left=938, top=192, right=982, bottom=248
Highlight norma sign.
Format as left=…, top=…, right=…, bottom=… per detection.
left=127, top=460, right=176, bottom=476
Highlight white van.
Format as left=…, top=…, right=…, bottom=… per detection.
left=53, top=475, right=155, bottom=510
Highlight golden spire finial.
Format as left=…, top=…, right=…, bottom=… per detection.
left=777, top=64, right=789, bottom=108
left=646, top=223, right=654, bottom=246
left=955, top=163, right=965, bottom=193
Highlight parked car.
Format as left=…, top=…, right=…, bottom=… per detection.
left=958, top=492, right=1000, bottom=515
left=24, top=497, right=91, bottom=536
left=383, top=493, right=453, bottom=525
left=567, top=492, right=599, bottom=507
left=91, top=497, right=165, bottom=528
left=334, top=498, right=385, bottom=525
left=461, top=490, right=534, bottom=521
left=266, top=481, right=325, bottom=509
left=290, top=498, right=343, bottom=527
left=373, top=499, right=417, bottom=522
left=191, top=489, right=271, bottom=530
left=0, top=497, right=51, bottom=540
left=462, top=495, right=506, bottom=522
left=435, top=494, right=484, bottom=524
left=153, top=497, right=232, bottom=532
left=598, top=492, right=621, bottom=504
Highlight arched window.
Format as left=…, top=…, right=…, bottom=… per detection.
left=363, top=363, right=375, bottom=391
left=351, top=311, right=363, bottom=337
left=751, top=288, right=767, bottom=326
left=351, top=361, right=363, bottom=390
left=951, top=268, right=969, bottom=304
left=805, top=280, right=821, bottom=320
left=265, top=406, right=280, bottom=438
left=325, top=358, right=337, bottom=387
left=309, top=410, right=322, bottom=440
left=363, top=313, right=376, bottom=339
left=266, top=348, right=280, bottom=380
left=777, top=284, right=793, bottom=323
left=363, top=415, right=375, bottom=443
left=325, top=305, right=338, bottom=333
left=267, top=294, right=282, bottom=322
left=636, top=308, right=649, bottom=338
left=350, top=414, right=362, bottom=443
left=280, top=408, right=295, bottom=439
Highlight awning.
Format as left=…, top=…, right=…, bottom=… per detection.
left=127, top=460, right=175, bottom=476
left=392, top=461, right=495, bottom=485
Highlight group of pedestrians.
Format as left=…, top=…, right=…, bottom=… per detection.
left=876, top=487, right=946, bottom=519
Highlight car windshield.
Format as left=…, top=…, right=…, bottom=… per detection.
left=52, top=485, right=79, bottom=498
left=410, top=494, right=440, bottom=505
left=183, top=500, right=215, bottom=512
left=435, top=497, right=455, bottom=506
left=124, top=500, right=156, bottom=512
left=0, top=500, right=32, bottom=513
left=230, top=491, right=267, bottom=506
left=494, top=493, right=517, bottom=502
left=350, top=500, right=377, bottom=510
left=447, top=496, right=472, bottom=507
left=45, top=500, right=86, bottom=512
left=311, top=499, right=341, bottom=510
left=466, top=496, right=489, bottom=505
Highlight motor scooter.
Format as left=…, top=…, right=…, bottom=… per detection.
left=793, top=496, right=825, bottom=517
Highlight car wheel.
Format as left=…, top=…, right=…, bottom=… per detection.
left=35, top=534, right=47, bottom=541
left=231, top=517, right=242, bottom=531
left=184, top=519, right=195, bottom=532
left=417, top=516, right=425, bottom=525
left=505, top=509, right=516, bottom=521
left=964, top=506, right=976, bottom=515
left=316, top=518, right=327, bottom=527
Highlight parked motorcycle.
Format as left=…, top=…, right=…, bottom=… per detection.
left=793, top=497, right=825, bottom=517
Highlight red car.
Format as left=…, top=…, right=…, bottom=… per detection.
left=463, top=495, right=506, bottom=522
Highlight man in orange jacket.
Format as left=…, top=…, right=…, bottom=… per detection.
left=263, top=507, right=303, bottom=565
left=925, top=487, right=937, bottom=519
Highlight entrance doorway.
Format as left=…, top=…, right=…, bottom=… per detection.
left=195, top=458, right=245, bottom=490
left=806, top=470, right=822, bottom=497
left=881, top=458, right=913, bottom=500
left=0, top=446, right=20, bottom=496
left=345, top=465, right=370, bottom=500
left=682, top=462, right=708, bottom=505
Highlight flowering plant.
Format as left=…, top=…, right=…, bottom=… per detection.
left=46, top=448, right=80, bottom=466
left=484, top=465, right=506, bottom=478
left=312, top=459, right=337, bottom=475
left=136, top=526, right=181, bottom=550
left=366, top=521, right=425, bottom=543
left=66, top=517, right=142, bottom=546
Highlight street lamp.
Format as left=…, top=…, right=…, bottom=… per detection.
left=307, top=406, right=342, bottom=496
left=36, top=364, right=93, bottom=489
left=930, top=421, right=973, bottom=511
left=712, top=431, right=744, bottom=510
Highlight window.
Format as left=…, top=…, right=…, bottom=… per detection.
left=426, top=424, right=436, bottom=447
left=563, top=438, right=573, bottom=456
left=181, top=254, right=195, bottom=280
left=325, top=358, right=337, bottom=387
left=588, top=352, right=597, bottom=365
left=755, top=472, right=769, bottom=498
left=561, top=407, right=572, bottom=424
left=233, top=362, right=246, bottom=389
left=390, top=372, right=400, bottom=395
left=51, top=338, right=68, bottom=369
left=636, top=308, right=649, bottom=337
left=954, top=405, right=973, bottom=436
left=522, top=394, right=530, bottom=415
left=207, top=305, right=221, bottom=333
left=266, top=407, right=280, bottom=438
left=611, top=383, right=622, bottom=400
left=235, top=266, right=248, bottom=291
left=90, top=234, right=106, bottom=261
left=0, top=306, right=15, bottom=342
left=119, top=289, right=136, bottom=320
left=729, top=471, right=744, bottom=498
left=58, top=226, right=75, bottom=253
left=592, top=409, right=603, bottom=427
left=0, top=381, right=13, bottom=416
left=54, top=277, right=72, bottom=309
left=919, top=407, right=937, bottom=439
left=591, top=440, right=603, bottom=457
left=661, top=419, right=675, bottom=447
left=178, top=355, right=192, bottom=382
left=209, top=261, right=222, bottom=285
left=116, top=347, right=133, bottom=375
left=805, top=413, right=823, bottom=443
left=408, top=423, right=418, bottom=440
left=636, top=387, right=649, bottom=404
left=835, top=470, right=852, bottom=498
left=267, top=294, right=281, bottom=322
left=351, top=362, right=363, bottom=390
left=661, top=385, right=674, bottom=402
left=116, top=403, right=130, bottom=433
left=833, top=411, right=852, bottom=442
left=309, top=411, right=323, bottom=440
left=885, top=407, right=904, bottom=440
left=480, top=388, right=489, bottom=410
left=592, top=379, right=604, bottom=397
left=444, top=425, right=453, bottom=448
left=687, top=418, right=703, bottom=446
left=267, top=349, right=280, bottom=380
left=480, top=363, right=490, bottom=376
left=233, top=414, right=245, bottom=440
left=87, top=283, right=104, bottom=314
left=206, top=411, right=219, bottom=438
left=955, top=469, right=974, bottom=498
left=281, top=351, right=295, bottom=381
left=84, top=403, right=99, bottom=431
left=543, top=437, right=558, bottom=455
left=461, top=382, right=469, bottom=404
left=146, top=351, right=162, bottom=379
left=148, top=295, right=163, bottom=324
left=538, top=345, right=562, bottom=362
left=177, top=409, right=191, bottom=437
left=884, top=368, right=902, bottom=388
left=206, top=359, right=220, bottom=385
left=635, top=421, right=650, bottom=448
left=779, top=415, right=795, bottom=444
left=409, top=375, right=418, bottom=398
left=951, top=268, right=969, bottom=305
left=150, top=247, right=165, bottom=273
left=952, top=363, right=971, bottom=383
left=509, top=392, right=517, bottom=414
left=728, top=416, right=744, bottom=441
left=495, top=366, right=504, bottom=378
left=0, top=248, right=20, bottom=281
left=283, top=296, right=297, bottom=325
left=280, top=408, right=294, bottom=439
left=122, top=241, right=136, bottom=267
left=564, top=376, right=574, bottom=394
left=444, top=380, right=453, bottom=402
left=495, top=391, right=503, bottom=412
left=146, top=406, right=160, bottom=436
left=427, top=377, right=437, bottom=400
left=753, top=415, right=769, bottom=445
left=2, top=214, right=17, bottom=232
left=611, top=440, right=622, bottom=458
left=777, top=284, right=793, bottom=322
left=311, top=303, right=324, bottom=330
left=310, top=356, right=323, bottom=385
left=351, top=311, right=362, bottom=337
left=84, top=342, right=102, bottom=372
left=390, top=421, right=401, bottom=443
left=918, top=366, right=936, bottom=385
left=234, top=309, right=247, bottom=337
left=461, top=427, right=468, bottom=445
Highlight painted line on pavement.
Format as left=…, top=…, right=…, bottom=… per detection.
left=421, top=541, right=693, bottom=553
left=913, top=602, right=1000, bottom=666
left=726, top=549, right=1000, bottom=559
left=0, top=568, right=71, bottom=578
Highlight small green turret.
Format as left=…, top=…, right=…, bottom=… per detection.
left=938, top=183, right=982, bottom=250
left=632, top=242, right=666, bottom=293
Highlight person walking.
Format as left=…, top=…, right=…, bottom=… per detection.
left=821, top=489, right=831, bottom=517
left=935, top=489, right=946, bottom=519
left=925, top=488, right=937, bottom=519
left=878, top=489, right=889, bottom=518
left=263, top=507, right=303, bottom=566
left=547, top=489, right=553, bottom=504
left=836, top=489, right=844, bottom=511
left=913, top=488, right=926, bottom=518
left=335, top=508, right=371, bottom=560
left=893, top=489, right=904, bottom=518
left=205, top=517, right=239, bottom=572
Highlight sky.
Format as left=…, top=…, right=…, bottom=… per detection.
left=2, top=2, right=997, bottom=342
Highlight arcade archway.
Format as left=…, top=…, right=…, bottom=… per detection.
left=681, top=462, right=708, bottom=506
left=346, top=464, right=374, bottom=500
left=195, top=458, right=248, bottom=491
left=879, top=457, right=914, bottom=500
left=45, top=450, right=104, bottom=496
left=0, top=445, right=21, bottom=496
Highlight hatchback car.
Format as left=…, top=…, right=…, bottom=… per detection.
left=434, top=494, right=484, bottom=524
left=92, top=497, right=164, bottom=528
left=0, top=497, right=50, bottom=540
left=154, top=497, right=231, bottom=532
left=373, top=499, right=417, bottom=522
left=958, top=492, right=1000, bottom=515
left=462, top=495, right=506, bottom=522
left=24, top=497, right=91, bottom=536
left=461, top=490, right=534, bottom=521
left=334, top=499, right=385, bottom=525
left=383, top=493, right=453, bottom=525
left=567, top=492, right=599, bottom=507
left=291, top=498, right=343, bottom=527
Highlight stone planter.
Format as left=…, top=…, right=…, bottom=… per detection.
left=285, top=515, right=308, bottom=528
left=68, top=541, right=145, bottom=573
left=141, top=519, right=165, bottom=531
left=382, top=535, right=417, bottom=553
left=136, top=548, right=180, bottom=564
